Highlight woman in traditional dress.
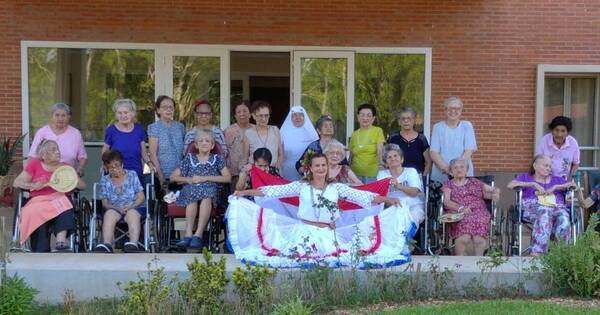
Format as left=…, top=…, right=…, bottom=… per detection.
left=280, top=106, right=319, bottom=181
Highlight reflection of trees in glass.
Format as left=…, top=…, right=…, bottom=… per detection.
left=355, top=54, right=425, bottom=135
left=300, top=58, right=347, bottom=142
left=27, top=48, right=154, bottom=142
left=172, top=56, right=220, bottom=128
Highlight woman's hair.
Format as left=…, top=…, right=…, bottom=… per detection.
left=193, top=99, right=212, bottom=113
left=383, top=143, right=404, bottom=160
left=194, top=128, right=215, bottom=144
left=315, top=115, right=335, bottom=131
left=528, top=154, right=549, bottom=175
left=322, top=139, right=345, bottom=155
left=548, top=115, right=572, bottom=132
left=102, top=149, right=124, bottom=165
left=36, top=139, right=59, bottom=158
left=442, top=96, right=464, bottom=110
left=234, top=100, right=251, bottom=112
left=112, top=98, right=137, bottom=114
left=253, top=147, right=273, bottom=164
left=155, top=95, right=175, bottom=111
left=396, top=106, right=417, bottom=120
left=448, top=157, right=469, bottom=172
left=51, top=103, right=71, bottom=115
left=357, top=103, right=377, bottom=117
left=251, top=100, right=271, bottom=113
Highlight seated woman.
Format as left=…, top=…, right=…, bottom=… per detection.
left=376, top=144, right=424, bottom=225
left=442, top=158, right=499, bottom=256
left=170, top=129, right=231, bottom=250
left=228, top=153, right=416, bottom=268
left=13, top=140, right=86, bottom=252
left=507, top=154, right=575, bottom=255
left=94, top=150, right=145, bottom=253
left=323, top=140, right=361, bottom=185
left=236, top=148, right=280, bottom=192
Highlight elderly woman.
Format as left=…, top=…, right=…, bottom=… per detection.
left=377, top=144, right=424, bottom=225
left=430, top=96, right=477, bottom=183
left=280, top=106, right=319, bottom=181
left=387, top=106, right=432, bottom=175
left=148, top=95, right=185, bottom=187
left=28, top=103, right=87, bottom=175
left=508, top=154, right=575, bottom=255
left=184, top=99, right=228, bottom=157
left=324, top=140, right=361, bottom=185
left=242, top=100, right=284, bottom=170
left=102, top=98, right=150, bottom=181
left=295, top=115, right=348, bottom=175
left=14, top=140, right=86, bottom=252
left=442, top=158, right=499, bottom=256
left=349, top=103, right=385, bottom=184
left=224, top=100, right=254, bottom=190
left=536, top=116, right=580, bottom=180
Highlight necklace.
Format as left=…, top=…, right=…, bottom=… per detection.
left=256, top=126, right=270, bottom=147
left=310, top=183, right=328, bottom=219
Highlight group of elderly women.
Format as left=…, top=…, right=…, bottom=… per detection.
left=13, top=94, right=585, bottom=260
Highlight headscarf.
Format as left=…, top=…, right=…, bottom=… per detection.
left=280, top=106, right=319, bottom=180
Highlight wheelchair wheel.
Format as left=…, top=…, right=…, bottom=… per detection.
left=76, top=197, right=92, bottom=253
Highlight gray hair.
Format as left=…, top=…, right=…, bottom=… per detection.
left=448, top=157, right=469, bottom=172
left=194, top=128, right=215, bottom=144
left=396, top=106, right=417, bottom=120
left=322, top=139, right=345, bottom=154
left=442, top=96, right=464, bottom=110
left=315, top=115, right=335, bottom=131
left=51, top=103, right=71, bottom=115
left=383, top=143, right=404, bottom=160
left=36, top=139, right=59, bottom=158
left=112, top=98, right=137, bottom=114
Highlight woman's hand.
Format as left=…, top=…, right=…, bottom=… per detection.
left=191, top=175, right=205, bottom=184
left=461, top=206, right=472, bottom=214
left=530, top=182, right=545, bottom=194
left=233, top=190, right=246, bottom=197
left=30, top=181, right=46, bottom=191
left=491, top=188, right=500, bottom=202
left=386, top=197, right=402, bottom=207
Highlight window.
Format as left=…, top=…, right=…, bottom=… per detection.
left=27, top=48, right=155, bottom=142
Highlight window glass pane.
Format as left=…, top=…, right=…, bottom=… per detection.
left=580, top=149, right=594, bottom=168
left=27, top=48, right=155, bottom=142
left=300, top=57, right=347, bottom=142
left=570, top=78, right=595, bottom=147
left=355, top=54, right=425, bottom=135
left=172, top=56, right=220, bottom=128
left=543, top=77, right=565, bottom=128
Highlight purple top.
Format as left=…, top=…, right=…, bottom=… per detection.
left=535, top=133, right=580, bottom=180
left=104, top=123, right=147, bottom=176
left=515, top=173, right=567, bottom=205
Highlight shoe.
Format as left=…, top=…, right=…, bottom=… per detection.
left=189, top=236, right=204, bottom=249
left=176, top=236, right=192, bottom=248
left=52, top=241, right=72, bottom=253
left=93, top=243, right=113, bottom=253
left=123, top=242, right=141, bottom=253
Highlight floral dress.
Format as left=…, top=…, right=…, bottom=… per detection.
left=175, top=153, right=225, bottom=207
left=443, top=178, right=490, bottom=239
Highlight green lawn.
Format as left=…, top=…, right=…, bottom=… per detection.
left=375, top=299, right=600, bottom=315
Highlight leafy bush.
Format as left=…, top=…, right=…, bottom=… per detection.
left=0, top=274, right=38, bottom=315
left=270, top=295, right=316, bottom=315
left=177, top=248, right=228, bottom=314
left=539, top=214, right=600, bottom=298
left=117, top=258, right=172, bottom=315
left=232, top=262, right=277, bottom=314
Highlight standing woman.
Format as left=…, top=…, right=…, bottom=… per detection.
left=348, top=103, right=385, bottom=184
left=430, top=96, right=477, bottom=183
left=148, top=95, right=185, bottom=187
left=224, top=101, right=254, bottom=190
left=184, top=99, right=228, bottom=157
left=280, top=106, right=319, bottom=180
left=102, top=98, right=150, bottom=182
left=28, top=103, right=87, bottom=176
left=536, top=116, right=580, bottom=180
left=387, top=106, right=432, bottom=175
left=242, top=100, right=284, bottom=170
left=295, top=115, right=348, bottom=175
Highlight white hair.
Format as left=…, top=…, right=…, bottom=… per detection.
left=442, top=96, right=464, bottom=110
left=51, top=103, right=71, bottom=115
left=322, top=139, right=345, bottom=154
left=112, top=98, right=137, bottom=115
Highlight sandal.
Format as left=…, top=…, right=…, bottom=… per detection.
left=123, top=242, right=141, bottom=253
left=93, top=243, right=113, bottom=253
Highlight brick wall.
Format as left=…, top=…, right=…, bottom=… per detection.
left=2, top=0, right=600, bottom=172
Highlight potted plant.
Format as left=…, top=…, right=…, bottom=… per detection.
left=0, top=134, right=26, bottom=206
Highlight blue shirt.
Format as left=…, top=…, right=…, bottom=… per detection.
left=99, top=170, right=144, bottom=209
left=148, top=120, right=185, bottom=179
left=104, top=123, right=147, bottom=176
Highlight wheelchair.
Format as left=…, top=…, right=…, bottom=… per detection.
left=11, top=189, right=89, bottom=253
left=87, top=173, right=158, bottom=253
left=427, top=175, right=505, bottom=255
left=581, top=170, right=600, bottom=232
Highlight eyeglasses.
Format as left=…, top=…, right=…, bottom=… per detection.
left=326, top=151, right=344, bottom=156
left=446, top=107, right=462, bottom=113
left=196, top=111, right=212, bottom=116
left=254, top=114, right=270, bottom=119
left=160, top=105, right=174, bottom=110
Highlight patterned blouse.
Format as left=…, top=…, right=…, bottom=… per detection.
left=99, top=170, right=144, bottom=209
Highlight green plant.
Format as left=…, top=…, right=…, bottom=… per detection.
left=232, top=262, right=277, bottom=314
left=539, top=214, right=600, bottom=298
left=176, top=248, right=228, bottom=314
left=270, top=295, right=316, bottom=315
left=117, top=258, right=172, bottom=315
left=0, top=274, right=38, bottom=315
left=0, top=134, right=25, bottom=176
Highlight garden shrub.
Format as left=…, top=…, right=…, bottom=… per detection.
left=0, top=274, right=38, bottom=315
left=270, top=295, right=316, bottom=315
left=117, top=258, right=172, bottom=315
left=232, top=262, right=277, bottom=314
